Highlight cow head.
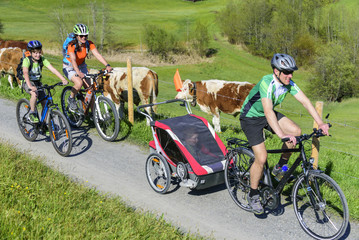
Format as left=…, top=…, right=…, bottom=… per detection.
left=175, top=79, right=194, bottom=100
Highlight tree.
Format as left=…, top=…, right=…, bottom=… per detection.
left=310, top=42, right=358, bottom=102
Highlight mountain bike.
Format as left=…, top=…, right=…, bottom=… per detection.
left=16, top=82, right=73, bottom=157
left=224, top=126, right=349, bottom=240
left=60, top=69, right=120, bottom=142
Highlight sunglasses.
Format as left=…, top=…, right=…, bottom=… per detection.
left=78, top=35, right=88, bottom=38
left=281, top=70, right=293, bottom=75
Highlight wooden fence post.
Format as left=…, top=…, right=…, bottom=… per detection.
left=311, top=101, right=323, bottom=169
left=127, top=58, right=134, bottom=124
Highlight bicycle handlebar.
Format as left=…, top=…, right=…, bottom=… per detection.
left=84, top=69, right=110, bottom=79
left=37, top=82, right=65, bottom=91
left=281, top=123, right=332, bottom=144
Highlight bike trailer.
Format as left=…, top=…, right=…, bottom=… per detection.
left=139, top=100, right=227, bottom=193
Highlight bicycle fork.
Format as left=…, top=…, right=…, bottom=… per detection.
left=94, top=97, right=108, bottom=121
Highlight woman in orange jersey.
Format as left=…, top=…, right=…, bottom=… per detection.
left=63, top=23, right=112, bottom=112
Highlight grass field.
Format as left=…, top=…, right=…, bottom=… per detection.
left=1, top=0, right=359, bottom=224
left=0, top=141, right=202, bottom=239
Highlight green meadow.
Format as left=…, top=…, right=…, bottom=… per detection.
left=1, top=0, right=359, bottom=234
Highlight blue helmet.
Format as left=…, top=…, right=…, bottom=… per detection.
left=27, top=40, right=42, bottom=51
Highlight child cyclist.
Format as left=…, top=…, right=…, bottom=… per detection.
left=23, top=40, right=68, bottom=123
left=63, top=23, right=112, bottom=112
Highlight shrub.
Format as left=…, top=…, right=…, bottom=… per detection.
left=190, top=21, right=210, bottom=57
left=143, top=24, right=181, bottom=61
left=310, top=42, right=358, bottom=102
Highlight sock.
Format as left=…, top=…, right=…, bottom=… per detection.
left=249, top=188, right=259, bottom=197
left=277, top=158, right=289, bottom=167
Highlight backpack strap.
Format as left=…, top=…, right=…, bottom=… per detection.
left=85, top=40, right=90, bottom=58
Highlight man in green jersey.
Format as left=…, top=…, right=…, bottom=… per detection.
left=239, top=53, right=330, bottom=214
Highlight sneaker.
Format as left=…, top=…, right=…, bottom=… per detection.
left=28, top=113, right=39, bottom=123
left=67, top=96, right=78, bottom=112
left=247, top=193, right=264, bottom=215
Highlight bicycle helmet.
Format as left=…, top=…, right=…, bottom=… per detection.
left=73, top=23, right=89, bottom=35
left=271, top=53, right=298, bottom=72
left=27, top=40, right=42, bottom=51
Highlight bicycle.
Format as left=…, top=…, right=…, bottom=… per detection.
left=16, top=82, right=73, bottom=157
left=60, top=69, right=120, bottom=142
left=224, top=126, right=349, bottom=240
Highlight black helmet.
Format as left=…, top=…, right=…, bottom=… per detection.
left=271, top=53, right=298, bottom=72
left=27, top=40, right=42, bottom=51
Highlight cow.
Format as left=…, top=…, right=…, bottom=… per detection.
left=175, top=79, right=255, bottom=132
left=0, top=47, right=23, bottom=88
left=0, top=39, right=27, bottom=50
left=97, top=67, right=158, bottom=118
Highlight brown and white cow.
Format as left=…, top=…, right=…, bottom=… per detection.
left=98, top=67, right=158, bottom=117
left=175, top=79, right=255, bottom=132
left=0, top=47, right=23, bottom=88
left=0, top=39, right=27, bottom=50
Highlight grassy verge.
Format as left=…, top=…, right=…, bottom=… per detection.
left=0, top=141, right=202, bottom=239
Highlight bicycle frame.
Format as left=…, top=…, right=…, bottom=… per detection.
left=35, top=87, right=56, bottom=127
left=259, top=140, right=324, bottom=210
left=77, top=80, right=107, bottom=122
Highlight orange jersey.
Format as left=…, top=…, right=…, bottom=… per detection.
left=66, top=40, right=96, bottom=66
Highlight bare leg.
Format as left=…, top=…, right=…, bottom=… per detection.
left=250, top=142, right=267, bottom=189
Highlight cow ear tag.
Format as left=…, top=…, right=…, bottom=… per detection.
left=174, top=69, right=183, bottom=92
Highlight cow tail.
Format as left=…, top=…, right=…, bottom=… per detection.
left=151, top=71, right=158, bottom=113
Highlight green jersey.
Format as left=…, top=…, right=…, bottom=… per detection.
left=22, top=56, right=50, bottom=81
left=240, top=74, right=300, bottom=118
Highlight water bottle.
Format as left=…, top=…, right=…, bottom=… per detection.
left=85, top=90, right=92, bottom=105
left=274, top=164, right=288, bottom=181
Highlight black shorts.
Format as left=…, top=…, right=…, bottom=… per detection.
left=22, top=81, right=46, bottom=100
left=240, top=111, right=285, bottom=147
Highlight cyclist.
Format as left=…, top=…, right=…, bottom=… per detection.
left=239, top=53, right=330, bottom=214
left=63, top=23, right=112, bottom=112
left=23, top=40, right=68, bottom=123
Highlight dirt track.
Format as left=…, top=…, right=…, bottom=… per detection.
left=1, top=97, right=357, bottom=240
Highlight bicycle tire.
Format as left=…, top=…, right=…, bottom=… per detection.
left=93, top=96, right=120, bottom=141
left=47, top=109, right=73, bottom=157
left=16, top=98, right=38, bottom=141
left=61, top=86, right=84, bottom=127
left=145, top=153, right=171, bottom=194
left=292, top=171, right=349, bottom=240
left=224, top=147, right=254, bottom=212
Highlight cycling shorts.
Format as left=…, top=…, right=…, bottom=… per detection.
left=22, top=81, right=45, bottom=100
left=240, top=111, right=285, bottom=147
left=63, top=63, right=88, bottom=81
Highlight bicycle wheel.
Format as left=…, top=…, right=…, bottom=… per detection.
left=16, top=98, right=38, bottom=141
left=145, top=153, right=171, bottom=194
left=93, top=96, right=120, bottom=141
left=61, top=86, right=84, bottom=127
left=47, top=109, right=73, bottom=157
left=224, top=147, right=254, bottom=211
left=292, top=172, right=349, bottom=240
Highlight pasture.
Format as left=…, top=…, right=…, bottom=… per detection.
left=1, top=0, right=359, bottom=222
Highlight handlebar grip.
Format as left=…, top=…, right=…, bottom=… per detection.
left=281, top=138, right=290, bottom=142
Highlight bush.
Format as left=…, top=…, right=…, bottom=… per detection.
left=190, top=21, right=210, bottom=57
left=143, top=24, right=182, bottom=61
left=310, top=42, right=358, bottom=102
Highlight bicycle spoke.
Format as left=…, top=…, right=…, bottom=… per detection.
left=93, top=96, right=119, bottom=141
left=293, top=172, right=348, bottom=239
left=224, top=148, right=253, bottom=211
left=48, top=110, right=72, bottom=157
